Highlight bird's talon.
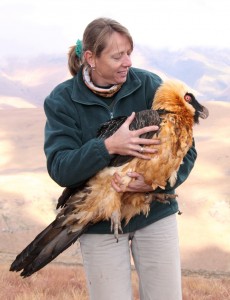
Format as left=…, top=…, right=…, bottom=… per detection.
left=111, top=211, right=122, bottom=241
left=146, top=193, right=177, bottom=204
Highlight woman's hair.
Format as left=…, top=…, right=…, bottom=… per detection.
left=68, top=18, right=133, bottom=76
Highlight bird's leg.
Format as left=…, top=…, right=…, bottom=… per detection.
left=145, top=193, right=178, bottom=205
left=111, top=210, right=123, bottom=242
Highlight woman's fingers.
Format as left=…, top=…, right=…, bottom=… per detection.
left=134, top=125, right=159, bottom=137
left=124, top=112, right=136, bottom=126
left=125, top=113, right=159, bottom=136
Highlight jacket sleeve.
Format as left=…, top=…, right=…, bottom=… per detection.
left=44, top=88, right=112, bottom=188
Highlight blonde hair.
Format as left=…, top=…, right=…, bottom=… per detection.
left=68, top=18, right=133, bottom=76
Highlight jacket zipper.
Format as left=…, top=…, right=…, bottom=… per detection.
left=74, top=92, right=133, bottom=120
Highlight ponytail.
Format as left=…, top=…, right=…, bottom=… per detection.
left=68, top=45, right=82, bottom=76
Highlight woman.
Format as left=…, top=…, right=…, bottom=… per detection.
left=44, top=18, right=197, bottom=300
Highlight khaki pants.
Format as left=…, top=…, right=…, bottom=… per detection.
left=80, top=214, right=182, bottom=300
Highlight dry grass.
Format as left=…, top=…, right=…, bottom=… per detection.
left=1, top=264, right=88, bottom=300
left=182, top=276, right=230, bottom=300
left=1, top=264, right=230, bottom=300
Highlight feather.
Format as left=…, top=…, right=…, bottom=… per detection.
left=10, top=215, right=91, bottom=277
left=107, top=110, right=161, bottom=167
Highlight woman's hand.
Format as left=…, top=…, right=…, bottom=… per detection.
left=104, top=112, right=160, bottom=160
left=111, top=171, right=153, bottom=193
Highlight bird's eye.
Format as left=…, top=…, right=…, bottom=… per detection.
left=184, top=94, right=191, bottom=102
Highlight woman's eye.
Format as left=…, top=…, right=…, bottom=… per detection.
left=184, top=95, right=191, bottom=102
left=113, top=55, right=121, bottom=60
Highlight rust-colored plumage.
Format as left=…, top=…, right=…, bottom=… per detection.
left=10, top=79, right=209, bottom=277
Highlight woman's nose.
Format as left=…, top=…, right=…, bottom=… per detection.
left=122, top=54, right=132, bottom=67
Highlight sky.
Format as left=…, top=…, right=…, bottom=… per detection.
left=0, top=0, right=229, bottom=58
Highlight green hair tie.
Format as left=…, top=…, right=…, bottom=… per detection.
left=75, top=39, right=83, bottom=58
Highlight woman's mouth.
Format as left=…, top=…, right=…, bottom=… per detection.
left=118, top=70, right=128, bottom=77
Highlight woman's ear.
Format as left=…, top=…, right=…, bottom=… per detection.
left=84, top=50, right=95, bottom=67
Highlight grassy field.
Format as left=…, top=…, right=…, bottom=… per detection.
left=1, top=264, right=230, bottom=300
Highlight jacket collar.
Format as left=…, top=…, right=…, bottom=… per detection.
left=71, top=67, right=142, bottom=105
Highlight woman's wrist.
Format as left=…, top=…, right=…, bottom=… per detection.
left=104, top=137, right=116, bottom=155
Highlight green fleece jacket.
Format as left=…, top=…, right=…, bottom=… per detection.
left=44, top=66, right=197, bottom=233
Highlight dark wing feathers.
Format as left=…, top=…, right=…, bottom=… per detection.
left=56, top=110, right=160, bottom=209
left=10, top=222, right=59, bottom=273
left=10, top=217, right=90, bottom=277
left=97, top=115, right=128, bottom=139
left=97, top=110, right=160, bottom=140
left=110, top=110, right=161, bottom=166
left=19, top=227, right=88, bottom=278
left=56, top=184, right=84, bottom=209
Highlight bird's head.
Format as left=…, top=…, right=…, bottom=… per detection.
left=152, top=79, right=209, bottom=124
left=184, top=92, right=209, bottom=124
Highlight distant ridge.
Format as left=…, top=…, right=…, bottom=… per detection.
left=134, top=46, right=230, bottom=102
left=0, top=47, right=229, bottom=108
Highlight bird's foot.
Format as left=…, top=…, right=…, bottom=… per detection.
left=111, top=211, right=123, bottom=242
left=145, top=193, right=178, bottom=204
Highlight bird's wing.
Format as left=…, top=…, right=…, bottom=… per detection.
left=56, top=184, right=85, bottom=209
left=97, top=115, right=128, bottom=139
left=97, top=110, right=160, bottom=140
left=98, top=110, right=161, bottom=167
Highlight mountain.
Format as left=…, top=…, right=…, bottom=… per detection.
left=134, top=46, right=230, bottom=101
left=0, top=55, right=69, bottom=109
left=0, top=47, right=229, bottom=109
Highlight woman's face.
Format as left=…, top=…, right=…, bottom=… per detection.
left=90, top=32, right=133, bottom=86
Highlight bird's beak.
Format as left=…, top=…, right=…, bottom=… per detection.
left=199, top=106, right=209, bottom=119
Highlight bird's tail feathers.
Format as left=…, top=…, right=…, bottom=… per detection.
left=9, top=220, right=89, bottom=277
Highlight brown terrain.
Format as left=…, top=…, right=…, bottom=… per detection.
left=0, top=100, right=230, bottom=279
